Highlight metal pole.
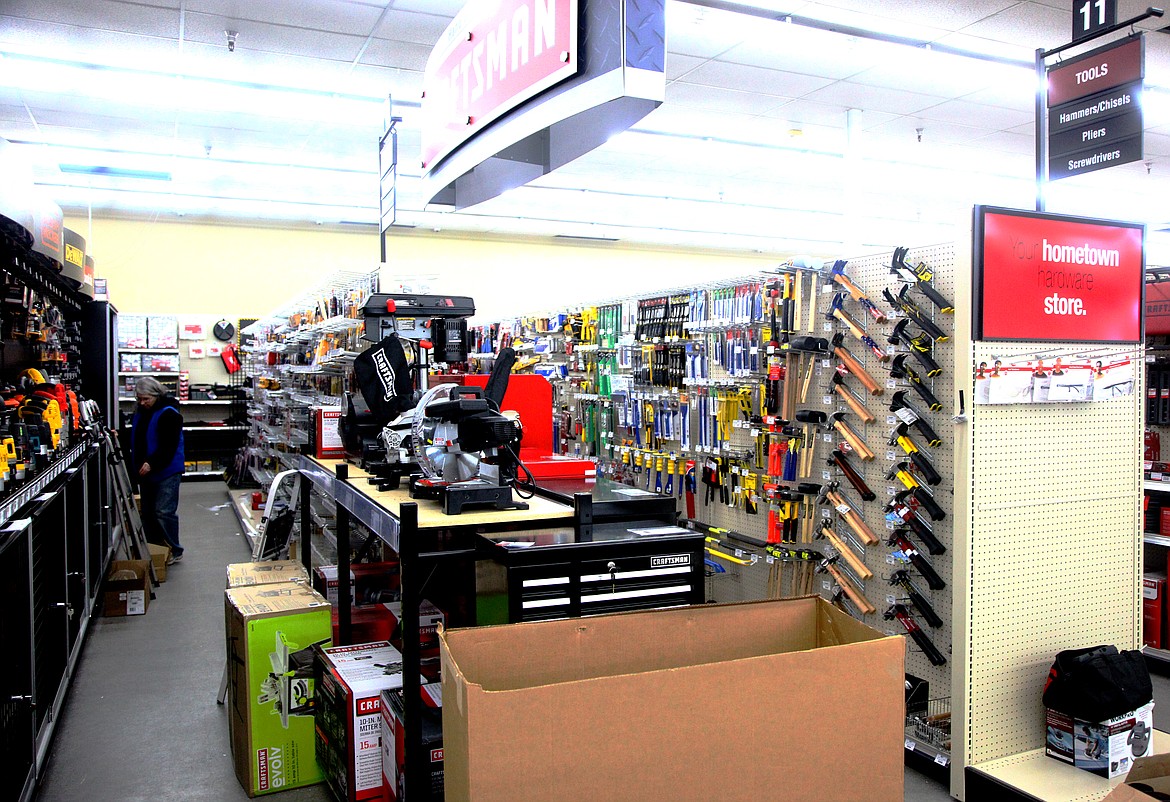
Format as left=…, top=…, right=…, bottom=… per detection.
left=335, top=463, right=351, bottom=645
left=1035, top=46, right=1046, bottom=212
left=299, top=470, right=312, bottom=577
left=399, top=502, right=423, bottom=797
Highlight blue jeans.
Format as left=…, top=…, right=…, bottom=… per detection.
left=141, top=473, right=182, bottom=555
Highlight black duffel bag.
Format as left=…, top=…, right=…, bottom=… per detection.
left=1042, top=644, right=1152, bottom=722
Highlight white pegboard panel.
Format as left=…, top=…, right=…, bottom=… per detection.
left=960, top=340, right=1143, bottom=773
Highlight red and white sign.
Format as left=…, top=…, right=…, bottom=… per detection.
left=421, top=0, right=579, bottom=173
left=976, top=208, right=1144, bottom=342
left=1048, top=36, right=1143, bottom=108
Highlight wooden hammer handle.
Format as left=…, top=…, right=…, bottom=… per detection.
left=822, top=525, right=873, bottom=579
left=832, top=272, right=866, bottom=302
left=827, top=563, right=876, bottom=615
left=835, top=344, right=883, bottom=396
left=827, top=490, right=881, bottom=545
left=833, top=383, right=876, bottom=424
left=832, top=308, right=865, bottom=340
left=834, top=421, right=875, bottom=461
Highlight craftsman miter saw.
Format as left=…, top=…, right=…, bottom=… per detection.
left=339, top=293, right=533, bottom=514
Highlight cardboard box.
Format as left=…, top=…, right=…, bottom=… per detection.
left=1104, top=754, right=1170, bottom=800
left=197, top=460, right=214, bottom=472
left=384, top=600, right=445, bottom=658
left=314, top=642, right=404, bottom=802
left=1046, top=703, right=1155, bottom=778
left=225, top=582, right=332, bottom=796
left=439, top=596, right=904, bottom=802
left=1145, top=572, right=1167, bottom=649
left=1162, top=508, right=1170, bottom=538
left=227, top=560, right=310, bottom=588
left=313, top=562, right=400, bottom=607
left=333, top=605, right=396, bottom=647
left=148, top=543, right=170, bottom=583
left=382, top=683, right=444, bottom=802
left=315, top=407, right=346, bottom=459
left=103, top=559, right=152, bottom=617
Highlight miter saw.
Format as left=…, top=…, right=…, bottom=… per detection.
left=338, top=292, right=534, bottom=514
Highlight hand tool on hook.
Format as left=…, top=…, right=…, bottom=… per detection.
left=830, top=259, right=888, bottom=323
left=827, top=294, right=889, bottom=362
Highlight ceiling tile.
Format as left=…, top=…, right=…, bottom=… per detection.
left=864, top=116, right=990, bottom=146
left=666, top=54, right=707, bottom=82
left=182, top=13, right=365, bottom=62
left=375, top=9, right=453, bottom=47
left=974, top=129, right=1037, bottom=156
left=912, top=97, right=1034, bottom=129
left=716, top=19, right=889, bottom=80
left=360, top=37, right=434, bottom=73
left=665, top=4, right=751, bottom=59
left=681, top=60, right=835, bottom=97
left=1, top=0, right=179, bottom=38
left=808, top=0, right=1019, bottom=32
left=802, top=81, right=945, bottom=115
left=956, top=2, right=1070, bottom=51
left=185, top=0, right=386, bottom=38
left=665, top=82, right=789, bottom=115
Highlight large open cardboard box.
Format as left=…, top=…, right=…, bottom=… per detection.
left=439, top=595, right=904, bottom=802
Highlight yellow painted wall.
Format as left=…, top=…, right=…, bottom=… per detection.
left=68, top=216, right=780, bottom=324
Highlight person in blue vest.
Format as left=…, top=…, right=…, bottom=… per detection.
left=131, top=377, right=185, bottom=564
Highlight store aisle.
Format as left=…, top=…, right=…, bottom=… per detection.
left=37, top=481, right=328, bottom=802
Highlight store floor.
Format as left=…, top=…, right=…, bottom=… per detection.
left=32, top=480, right=1170, bottom=801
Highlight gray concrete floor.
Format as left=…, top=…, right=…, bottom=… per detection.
left=37, top=481, right=329, bottom=802
left=37, top=480, right=1170, bottom=801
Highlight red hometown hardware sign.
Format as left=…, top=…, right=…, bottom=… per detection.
left=421, top=0, right=580, bottom=173
left=978, top=209, right=1144, bottom=342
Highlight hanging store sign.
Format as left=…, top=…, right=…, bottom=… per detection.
left=973, top=206, right=1145, bottom=343
left=421, top=0, right=580, bottom=175
left=1046, top=35, right=1143, bottom=180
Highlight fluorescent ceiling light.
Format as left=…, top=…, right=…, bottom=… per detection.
left=59, top=164, right=171, bottom=181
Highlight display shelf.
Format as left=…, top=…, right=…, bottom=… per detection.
left=119, top=348, right=180, bottom=354
left=1146, top=480, right=1170, bottom=493
left=229, top=488, right=262, bottom=551
left=1144, top=645, right=1170, bottom=663
left=1146, top=532, right=1170, bottom=547
left=966, top=730, right=1170, bottom=802
left=0, top=441, right=86, bottom=529
left=183, top=425, right=247, bottom=432
left=117, top=371, right=180, bottom=376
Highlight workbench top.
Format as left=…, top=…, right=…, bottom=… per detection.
left=307, top=457, right=576, bottom=530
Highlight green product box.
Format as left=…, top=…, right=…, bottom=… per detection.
left=225, top=581, right=332, bottom=796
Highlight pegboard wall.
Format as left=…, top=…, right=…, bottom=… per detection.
left=519, top=245, right=960, bottom=753
left=952, top=336, right=1143, bottom=794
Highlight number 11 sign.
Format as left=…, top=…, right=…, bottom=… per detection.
left=1074, top=0, right=1117, bottom=43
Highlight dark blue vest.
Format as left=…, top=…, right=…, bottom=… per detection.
left=133, top=405, right=185, bottom=482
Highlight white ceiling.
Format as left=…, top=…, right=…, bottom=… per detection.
left=4, top=0, right=1170, bottom=258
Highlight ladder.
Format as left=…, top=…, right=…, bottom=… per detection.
left=93, top=409, right=159, bottom=589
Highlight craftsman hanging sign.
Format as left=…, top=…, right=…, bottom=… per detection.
left=421, top=0, right=579, bottom=174
left=1046, top=35, right=1143, bottom=180
left=1072, top=0, right=1117, bottom=44
left=973, top=206, right=1144, bottom=342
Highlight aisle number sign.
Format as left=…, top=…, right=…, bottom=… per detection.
left=1046, top=35, right=1143, bottom=180
left=421, top=0, right=579, bottom=174
left=1073, top=0, right=1116, bottom=43
left=973, top=206, right=1144, bottom=343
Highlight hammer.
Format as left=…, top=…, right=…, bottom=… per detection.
left=830, top=372, right=876, bottom=423
left=884, top=284, right=948, bottom=343
left=886, top=463, right=946, bottom=521
left=829, top=449, right=875, bottom=501
left=889, top=390, right=941, bottom=447
left=795, top=410, right=826, bottom=478
left=888, top=319, right=942, bottom=378
left=818, top=556, right=876, bottom=615
left=831, top=411, right=875, bottom=462
left=888, top=529, right=946, bottom=590
left=827, top=293, right=888, bottom=362
left=889, top=355, right=942, bottom=411
left=889, top=423, right=941, bottom=486
left=888, top=493, right=946, bottom=555
left=830, top=332, right=883, bottom=396
left=830, top=260, right=888, bottom=323
left=889, top=570, right=944, bottom=628
left=885, top=604, right=947, bottom=666
left=821, top=481, right=880, bottom=545
left=817, top=523, right=873, bottom=580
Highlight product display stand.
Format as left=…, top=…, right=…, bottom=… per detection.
left=951, top=220, right=1146, bottom=800
left=294, top=454, right=703, bottom=796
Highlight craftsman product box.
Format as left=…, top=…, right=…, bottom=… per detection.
left=227, top=560, right=310, bottom=588
left=1144, top=572, right=1168, bottom=649
left=225, top=582, right=332, bottom=796
left=103, top=559, right=152, bottom=616
left=440, top=596, right=904, bottom=801
left=1162, top=508, right=1170, bottom=539
left=313, top=562, right=400, bottom=607
left=1046, top=703, right=1155, bottom=778
left=315, top=407, right=346, bottom=458
left=382, top=683, right=444, bottom=802
left=148, top=543, right=170, bottom=583
left=314, top=642, right=404, bottom=802
left=384, top=600, right=445, bottom=658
